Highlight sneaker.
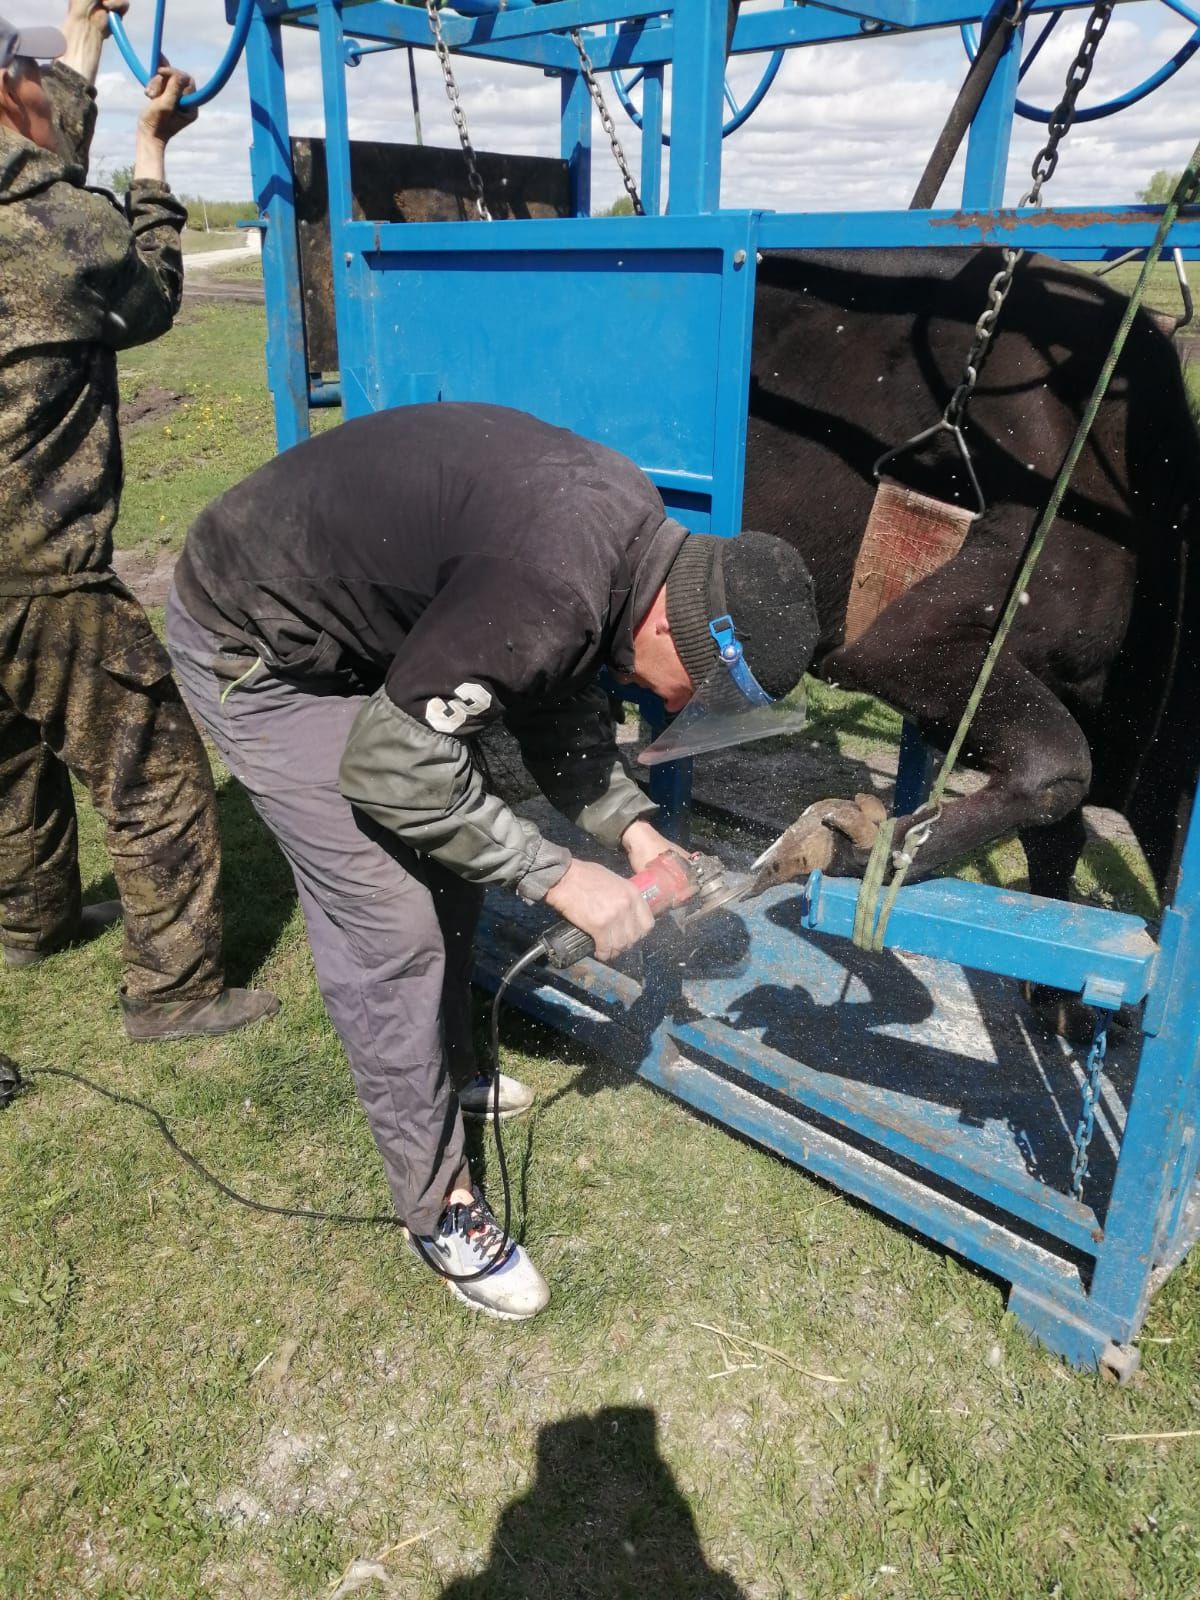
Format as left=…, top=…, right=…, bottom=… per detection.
left=457, top=1071, right=535, bottom=1121
left=2, top=900, right=122, bottom=969
left=408, top=1187, right=550, bottom=1321
left=121, top=986, right=281, bottom=1042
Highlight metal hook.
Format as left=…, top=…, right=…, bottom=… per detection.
left=872, top=419, right=987, bottom=520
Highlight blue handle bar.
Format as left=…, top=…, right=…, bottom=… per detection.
left=960, top=8, right=1200, bottom=124
left=109, top=0, right=256, bottom=109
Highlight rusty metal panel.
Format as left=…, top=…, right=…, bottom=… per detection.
left=291, top=137, right=572, bottom=373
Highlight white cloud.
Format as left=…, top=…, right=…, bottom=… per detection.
left=87, top=0, right=1200, bottom=215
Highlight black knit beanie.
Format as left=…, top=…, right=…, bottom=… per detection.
left=664, top=531, right=819, bottom=699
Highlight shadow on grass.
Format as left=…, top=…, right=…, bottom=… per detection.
left=439, top=1406, right=746, bottom=1600
left=213, top=775, right=298, bottom=985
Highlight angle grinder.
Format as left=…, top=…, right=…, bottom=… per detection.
left=536, top=849, right=748, bottom=968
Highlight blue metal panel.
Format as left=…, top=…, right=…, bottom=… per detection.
left=344, top=213, right=760, bottom=531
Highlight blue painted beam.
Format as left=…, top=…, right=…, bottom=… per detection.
left=637, top=1038, right=1138, bottom=1351
left=668, top=0, right=726, bottom=214
left=961, top=6, right=1022, bottom=207
left=341, top=209, right=754, bottom=252
left=277, top=1, right=579, bottom=67
left=245, top=7, right=311, bottom=450
left=266, top=0, right=1121, bottom=70
left=757, top=204, right=1200, bottom=256
left=803, top=874, right=1157, bottom=1006
left=333, top=206, right=1200, bottom=262
left=533, top=0, right=1117, bottom=71
left=667, top=1015, right=1107, bottom=1254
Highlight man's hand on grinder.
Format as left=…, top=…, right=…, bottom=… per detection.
left=543, top=860, right=655, bottom=963
left=620, top=818, right=688, bottom=876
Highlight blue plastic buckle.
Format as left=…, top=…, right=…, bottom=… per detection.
left=707, top=615, right=774, bottom=707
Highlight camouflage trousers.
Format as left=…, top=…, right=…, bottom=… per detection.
left=0, top=582, right=225, bottom=1002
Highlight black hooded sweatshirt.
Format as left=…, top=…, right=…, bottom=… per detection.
left=175, top=402, right=688, bottom=899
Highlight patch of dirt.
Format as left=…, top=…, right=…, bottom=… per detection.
left=118, top=383, right=183, bottom=430
left=184, top=278, right=265, bottom=304
left=111, top=547, right=178, bottom=610
left=208, top=1486, right=272, bottom=1528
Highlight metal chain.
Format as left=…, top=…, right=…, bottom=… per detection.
left=1070, top=1015, right=1109, bottom=1200
left=570, top=28, right=644, bottom=215
left=425, top=0, right=492, bottom=221
left=943, top=0, right=1114, bottom=434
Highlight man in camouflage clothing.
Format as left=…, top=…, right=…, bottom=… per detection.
left=0, top=2, right=277, bottom=1040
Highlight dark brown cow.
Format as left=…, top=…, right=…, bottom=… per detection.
left=743, top=247, right=1200, bottom=904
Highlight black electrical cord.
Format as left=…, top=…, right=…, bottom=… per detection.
left=0, top=941, right=549, bottom=1281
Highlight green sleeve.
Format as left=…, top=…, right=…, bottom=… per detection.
left=42, top=63, right=97, bottom=176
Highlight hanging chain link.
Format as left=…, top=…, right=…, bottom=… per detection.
left=425, top=0, right=492, bottom=221
left=943, top=0, right=1114, bottom=434
left=570, top=28, right=645, bottom=215
left=1070, top=1014, right=1109, bottom=1200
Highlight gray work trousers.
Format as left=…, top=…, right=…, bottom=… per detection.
left=166, top=585, right=479, bottom=1234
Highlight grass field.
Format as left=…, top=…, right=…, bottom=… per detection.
left=2, top=294, right=1200, bottom=1600
left=180, top=231, right=254, bottom=256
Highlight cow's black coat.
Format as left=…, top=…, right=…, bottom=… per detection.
left=744, top=248, right=1200, bottom=902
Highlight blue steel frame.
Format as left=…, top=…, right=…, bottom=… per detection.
left=235, top=0, right=1200, bottom=1373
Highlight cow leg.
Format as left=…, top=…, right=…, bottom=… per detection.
left=818, top=599, right=1093, bottom=882
left=1017, top=806, right=1087, bottom=901
left=1015, top=807, right=1102, bottom=1040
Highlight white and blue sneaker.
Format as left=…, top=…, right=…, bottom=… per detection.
left=457, top=1071, right=535, bottom=1121
left=409, top=1188, right=550, bottom=1321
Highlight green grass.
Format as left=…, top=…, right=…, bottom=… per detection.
left=205, top=254, right=266, bottom=284
left=2, top=300, right=1198, bottom=1600
left=1087, top=258, right=1194, bottom=320
left=181, top=230, right=253, bottom=256
left=116, top=302, right=278, bottom=555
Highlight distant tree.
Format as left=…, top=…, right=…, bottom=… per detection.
left=1138, top=170, right=1181, bottom=204
left=599, top=194, right=635, bottom=217
left=110, top=164, right=133, bottom=196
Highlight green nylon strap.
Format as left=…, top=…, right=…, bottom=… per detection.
left=853, top=145, right=1200, bottom=953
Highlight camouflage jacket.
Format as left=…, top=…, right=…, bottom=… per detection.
left=0, top=63, right=186, bottom=593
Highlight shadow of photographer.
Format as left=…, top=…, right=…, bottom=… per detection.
left=439, top=1405, right=747, bottom=1599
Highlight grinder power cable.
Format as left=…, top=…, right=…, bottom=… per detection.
left=1, top=846, right=755, bottom=1290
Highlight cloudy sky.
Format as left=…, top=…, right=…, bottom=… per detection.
left=81, top=0, right=1200, bottom=212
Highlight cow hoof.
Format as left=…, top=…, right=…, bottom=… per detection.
left=1021, top=982, right=1140, bottom=1043
left=1022, top=982, right=1094, bottom=1044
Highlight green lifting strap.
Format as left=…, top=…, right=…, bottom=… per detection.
left=854, top=145, right=1200, bottom=953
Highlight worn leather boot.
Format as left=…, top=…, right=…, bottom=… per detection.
left=2, top=900, right=123, bottom=969
left=121, top=987, right=281, bottom=1043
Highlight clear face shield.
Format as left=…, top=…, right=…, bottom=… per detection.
left=637, top=616, right=806, bottom=767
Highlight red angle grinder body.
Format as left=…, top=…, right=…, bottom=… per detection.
left=537, top=850, right=731, bottom=969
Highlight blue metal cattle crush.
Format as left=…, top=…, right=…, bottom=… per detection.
left=118, top=0, right=1200, bottom=1374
